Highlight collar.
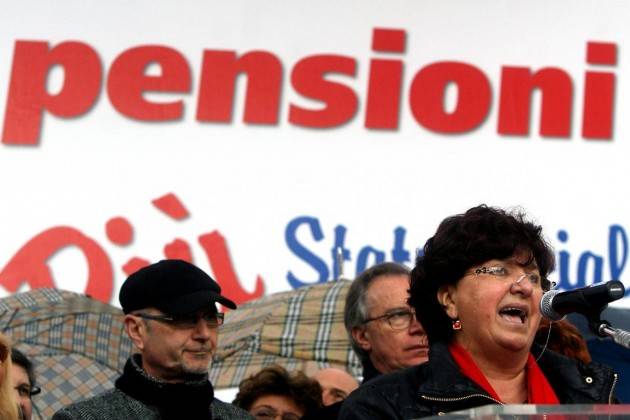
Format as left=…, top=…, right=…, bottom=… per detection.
left=417, top=342, right=489, bottom=400
left=361, top=358, right=382, bottom=384
left=115, top=354, right=215, bottom=420
left=418, top=342, right=616, bottom=406
left=448, top=342, right=559, bottom=404
left=533, top=344, right=617, bottom=404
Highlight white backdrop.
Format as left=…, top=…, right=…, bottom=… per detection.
left=1, top=0, right=629, bottom=307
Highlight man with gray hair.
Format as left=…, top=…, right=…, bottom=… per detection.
left=53, top=259, right=252, bottom=420
left=303, top=262, right=428, bottom=419
left=345, top=262, right=428, bottom=381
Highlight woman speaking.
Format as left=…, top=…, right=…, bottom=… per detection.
left=339, top=205, right=617, bottom=419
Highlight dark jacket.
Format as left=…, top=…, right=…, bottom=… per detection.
left=52, top=355, right=253, bottom=420
left=338, top=342, right=618, bottom=419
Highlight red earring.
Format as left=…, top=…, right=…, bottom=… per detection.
left=452, top=319, right=462, bottom=331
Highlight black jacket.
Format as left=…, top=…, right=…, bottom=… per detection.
left=338, top=342, right=618, bottom=419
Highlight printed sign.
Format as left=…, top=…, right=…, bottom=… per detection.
left=1, top=1, right=629, bottom=308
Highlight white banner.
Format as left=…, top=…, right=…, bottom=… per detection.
left=1, top=0, right=629, bottom=307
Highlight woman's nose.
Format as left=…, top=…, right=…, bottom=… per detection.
left=512, top=273, right=535, bottom=295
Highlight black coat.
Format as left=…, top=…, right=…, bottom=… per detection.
left=338, top=342, right=618, bottom=419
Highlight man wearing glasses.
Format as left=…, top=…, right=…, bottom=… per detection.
left=303, top=262, right=428, bottom=419
left=53, top=259, right=252, bottom=420
left=346, top=262, right=429, bottom=379
left=11, top=349, right=40, bottom=420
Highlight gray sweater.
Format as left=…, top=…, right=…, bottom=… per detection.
left=52, top=388, right=251, bottom=420
left=52, top=355, right=252, bottom=420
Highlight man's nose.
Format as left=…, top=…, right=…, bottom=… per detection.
left=408, top=315, right=424, bottom=334
left=192, top=317, right=212, bottom=339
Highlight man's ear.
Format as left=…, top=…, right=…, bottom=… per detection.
left=124, top=315, right=146, bottom=351
left=351, top=325, right=372, bottom=352
left=437, top=285, right=458, bottom=320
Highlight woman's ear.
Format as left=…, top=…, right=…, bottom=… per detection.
left=437, top=285, right=458, bottom=320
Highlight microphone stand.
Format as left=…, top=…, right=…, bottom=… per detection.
left=598, top=324, right=630, bottom=349
left=585, top=307, right=630, bottom=350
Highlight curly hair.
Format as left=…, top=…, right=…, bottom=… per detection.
left=232, top=365, right=322, bottom=414
left=409, top=205, right=555, bottom=344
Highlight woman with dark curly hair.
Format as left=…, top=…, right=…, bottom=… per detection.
left=233, top=365, right=322, bottom=420
left=340, top=205, right=618, bottom=419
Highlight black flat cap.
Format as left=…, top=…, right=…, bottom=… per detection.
left=119, top=259, right=237, bottom=314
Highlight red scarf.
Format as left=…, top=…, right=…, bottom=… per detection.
left=448, top=342, right=559, bottom=404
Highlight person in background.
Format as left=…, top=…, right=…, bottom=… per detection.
left=304, top=262, right=428, bottom=419
left=340, top=205, right=618, bottom=419
left=53, top=259, right=252, bottom=420
left=312, top=368, right=358, bottom=406
left=233, top=365, right=322, bottom=420
left=0, top=334, right=19, bottom=420
left=535, top=318, right=592, bottom=364
left=345, top=262, right=428, bottom=381
left=11, top=349, right=40, bottom=420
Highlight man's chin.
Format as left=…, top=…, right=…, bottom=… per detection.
left=182, top=360, right=212, bottom=376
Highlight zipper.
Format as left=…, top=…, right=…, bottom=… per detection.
left=609, top=373, right=618, bottom=404
left=420, top=393, right=503, bottom=405
left=421, top=372, right=619, bottom=410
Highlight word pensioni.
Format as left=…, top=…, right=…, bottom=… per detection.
left=2, top=28, right=617, bottom=144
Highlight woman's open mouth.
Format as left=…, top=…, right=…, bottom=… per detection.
left=498, top=306, right=528, bottom=324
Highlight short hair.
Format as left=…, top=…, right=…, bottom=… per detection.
left=232, top=365, right=322, bottom=414
left=409, top=205, right=555, bottom=344
left=11, top=348, right=36, bottom=388
left=344, top=262, right=410, bottom=363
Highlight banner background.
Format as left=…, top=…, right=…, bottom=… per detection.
left=1, top=0, right=629, bottom=308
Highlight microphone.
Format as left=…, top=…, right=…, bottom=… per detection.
left=539, top=280, right=625, bottom=321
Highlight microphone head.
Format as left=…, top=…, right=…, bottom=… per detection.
left=608, top=280, right=626, bottom=300
left=539, top=289, right=564, bottom=321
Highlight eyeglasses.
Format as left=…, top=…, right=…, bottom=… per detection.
left=466, top=264, right=554, bottom=292
left=15, top=384, right=41, bottom=398
left=135, top=312, right=224, bottom=329
left=251, top=407, right=301, bottom=420
left=364, top=309, right=416, bottom=330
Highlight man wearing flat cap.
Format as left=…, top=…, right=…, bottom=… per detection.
left=53, top=259, right=253, bottom=420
